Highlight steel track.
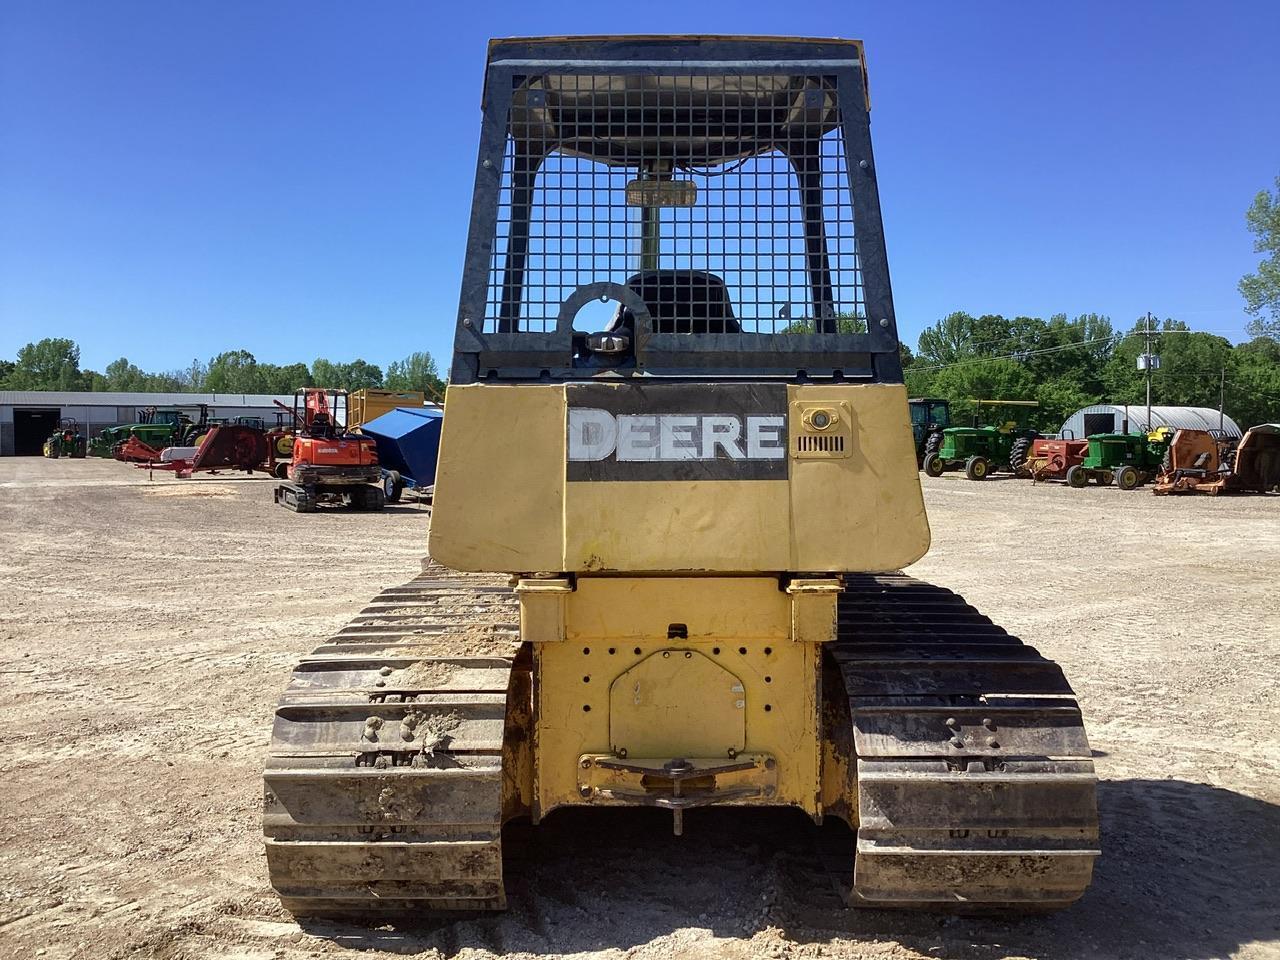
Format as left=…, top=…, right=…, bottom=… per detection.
left=263, top=563, right=520, bottom=917
left=834, top=573, right=1100, bottom=908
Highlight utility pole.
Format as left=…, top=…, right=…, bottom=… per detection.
left=1143, top=311, right=1155, bottom=432
left=1220, top=366, right=1226, bottom=432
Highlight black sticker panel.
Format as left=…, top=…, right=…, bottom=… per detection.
left=566, top=382, right=788, bottom=482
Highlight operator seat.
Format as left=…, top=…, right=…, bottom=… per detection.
left=309, top=413, right=333, bottom=439
left=608, top=269, right=741, bottom=335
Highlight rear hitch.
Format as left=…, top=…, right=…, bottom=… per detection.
left=576, top=753, right=778, bottom=835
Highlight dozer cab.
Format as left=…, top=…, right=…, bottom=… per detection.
left=908, top=398, right=951, bottom=464
left=264, top=36, right=1098, bottom=917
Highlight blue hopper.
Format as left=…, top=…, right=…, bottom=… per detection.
left=359, top=406, right=444, bottom=501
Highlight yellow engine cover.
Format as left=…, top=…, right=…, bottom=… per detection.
left=429, top=381, right=929, bottom=575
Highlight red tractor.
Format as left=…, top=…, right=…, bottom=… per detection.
left=272, top=388, right=384, bottom=512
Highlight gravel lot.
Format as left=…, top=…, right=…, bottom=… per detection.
left=1, top=457, right=1277, bottom=960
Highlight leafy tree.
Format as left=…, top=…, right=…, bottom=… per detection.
left=6, top=338, right=84, bottom=390
left=1240, top=174, right=1280, bottom=339
left=344, top=359, right=384, bottom=390
left=0, top=359, right=15, bottom=386
left=258, top=362, right=311, bottom=394
left=205, top=350, right=263, bottom=393
left=310, top=358, right=342, bottom=389
left=1033, top=377, right=1099, bottom=429
left=899, top=341, right=915, bottom=372
left=911, top=312, right=1119, bottom=429
left=904, top=365, right=936, bottom=399
left=177, top=358, right=208, bottom=391
left=779, top=312, right=867, bottom=334
left=927, top=357, right=1037, bottom=418
left=310, top=357, right=383, bottom=391
left=1226, top=337, right=1280, bottom=428
left=1023, top=314, right=1115, bottom=384
left=145, top=371, right=182, bottom=391
left=1103, top=318, right=1234, bottom=411
left=385, top=351, right=445, bottom=398
left=917, top=312, right=1015, bottom=367
left=105, top=357, right=149, bottom=392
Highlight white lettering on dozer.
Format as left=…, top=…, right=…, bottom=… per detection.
left=568, top=409, right=785, bottom=462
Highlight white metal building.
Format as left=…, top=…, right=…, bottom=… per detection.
left=1058, top=404, right=1242, bottom=441
left=0, top=391, right=295, bottom=456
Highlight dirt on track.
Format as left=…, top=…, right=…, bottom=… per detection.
left=0, top=458, right=1277, bottom=960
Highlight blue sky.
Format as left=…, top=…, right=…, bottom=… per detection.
left=2, top=1, right=1278, bottom=375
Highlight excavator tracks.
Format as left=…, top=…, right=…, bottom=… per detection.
left=263, top=563, right=520, bottom=918
left=273, top=482, right=317, bottom=513
left=833, top=574, right=1100, bottom=909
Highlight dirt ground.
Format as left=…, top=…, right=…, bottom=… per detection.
left=1, top=457, right=1277, bottom=960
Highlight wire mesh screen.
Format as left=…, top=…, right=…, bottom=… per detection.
left=483, top=73, right=863, bottom=336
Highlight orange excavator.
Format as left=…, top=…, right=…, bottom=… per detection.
left=272, top=388, right=384, bottom=512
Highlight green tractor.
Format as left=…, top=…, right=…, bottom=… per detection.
left=1065, top=429, right=1173, bottom=490
left=88, top=407, right=199, bottom=458
left=42, top=418, right=87, bottom=459
left=908, top=397, right=951, bottom=464
left=922, top=400, right=1040, bottom=480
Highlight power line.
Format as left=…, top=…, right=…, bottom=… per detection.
left=919, top=320, right=1238, bottom=357
left=929, top=322, right=1114, bottom=354
left=911, top=327, right=1242, bottom=373
left=912, top=334, right=1126, bottom=372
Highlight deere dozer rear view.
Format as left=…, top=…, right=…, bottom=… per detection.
left=264, top=36, right=1099, bottom=918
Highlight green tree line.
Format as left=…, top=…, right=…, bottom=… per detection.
left=3, top=323, right=1277, bottom=430
left=0, top=340, right=445, bottom=400
left=903, top=313, right=1280, bottom=432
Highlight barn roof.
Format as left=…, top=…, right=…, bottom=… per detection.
left=1059, top=404, right=1242, bottom=438
left=0, top=391, right=293, bottom=407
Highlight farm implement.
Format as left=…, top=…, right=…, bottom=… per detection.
left=134, top=424, right=271, bottom=478
left=1154, top=425, right=1280, bottom=495
left=114, top=436, right=165, bottom=463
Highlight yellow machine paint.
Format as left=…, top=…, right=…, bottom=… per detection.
left=522, top=578, right=826, bottom=821
left=348, top=389, right=428, bottom=429
left=431, top=382, right=930, bottom=575
left=431, top=379, right=927, bottom=822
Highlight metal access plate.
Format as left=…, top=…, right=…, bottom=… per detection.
left=609, top=650, right=745, bottom=758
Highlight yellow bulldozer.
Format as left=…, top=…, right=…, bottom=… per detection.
left=263, top=35, right=1099, bottom=917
